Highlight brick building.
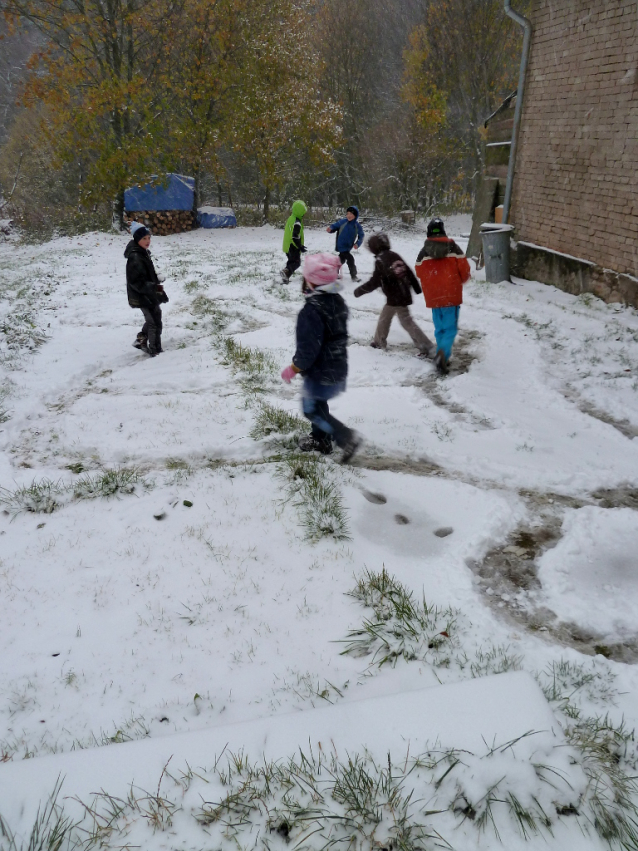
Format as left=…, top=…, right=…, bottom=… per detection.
left=477, top=1, right=638, bottom=304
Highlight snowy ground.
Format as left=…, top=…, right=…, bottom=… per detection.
left=1, top=219, right=638, bottom=851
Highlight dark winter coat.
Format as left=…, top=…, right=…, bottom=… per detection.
left=292, top=292, right=349, bottom=385
left=327, top=208, right=364, bottom=253
left=353, top=249, right=421, bottom=306
left=416, top=237, right=465, bottom=262
left=125, top=240, right=161, bottom=309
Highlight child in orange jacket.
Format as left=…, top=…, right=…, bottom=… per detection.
left=414, top=218, right=471, bottom=375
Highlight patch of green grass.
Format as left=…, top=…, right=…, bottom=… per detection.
left=65, top=462, right=85, bottom=474
left=249, top=402, right=306, bottom=445
left=165, top=458, right=193, bottom=483
left=0, top=387, right=10, bottom=424
left=341, top=567, right=458, bottom=667
left=537, top=659, right=618, bottom=709
left=342, top=571, right=638, bottom=851
left=4, top=723, right=638, bottom=851
left=578, top=292, right=596, bottom=308
left=0, top=777, right=84, bottom=851
left=191, top=294, right=227, bottom=331
left=342, top=570, right=528, bottom=680
left=208, top=319, right=351, bottom=545
left=278, top=453, right=350, bottom=542
left=566, top=714, right=638, bottom=850
left=72, top=468, right=149, bottom=500
left=0, top=478, right=65, bottom=515
left=71, top=741, right=587, bottom=850
left=94, top=714, right=151, bottom=747
left=0, top=469, right=150, bottom=516
left=189, top=749, right=442, bottom=850
left=468, top=643, right=523, bottom=678
left=1, top=307, right=48, bottom=366
left=220, top=337, right=277, bottom=393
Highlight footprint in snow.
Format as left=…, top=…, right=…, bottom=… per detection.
left=361, top=490, right=387, bottom=504
left=434, top=527, right=454, bottom=538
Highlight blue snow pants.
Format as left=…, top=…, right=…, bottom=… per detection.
left=432, top=306, right=460, bottom=360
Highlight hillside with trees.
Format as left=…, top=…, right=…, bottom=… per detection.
left=0, top=0, right=526, bottom=234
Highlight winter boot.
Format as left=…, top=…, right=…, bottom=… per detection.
left=298, top=434, right=333, bottom=455
left=340, top=431, right=363, bottom=464
left=417, top=344, right=437, bottom=360
left=280, top=268, right=290, bottom=284
left=133, top=333, right=148, bottom=350
left=433, top=350, right=449, bottom=375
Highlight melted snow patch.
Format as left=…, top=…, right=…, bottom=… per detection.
left=538, top=506, right=638, bottom=637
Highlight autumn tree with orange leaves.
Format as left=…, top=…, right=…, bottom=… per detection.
left=1, top=0, right=526, bottom=229
left=396, top=24, right=467, bottom=213
left=3, top=0, right=187, bottom=223
left=229, top=0, right=341, bottom=221
left=405, top=0, right=526, bottom=194
left=163, top=0, right=245, bottom=208
left=3, top=0, right=341, bottom=225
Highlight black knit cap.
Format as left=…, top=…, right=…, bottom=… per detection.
left=346, top=205, right=359, bottom=217
left=427, top=217, right=446, bottom=237
left=133, top=225, right=150, bottom=243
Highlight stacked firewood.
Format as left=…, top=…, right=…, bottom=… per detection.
left=124, top=210, right=196, bottom=235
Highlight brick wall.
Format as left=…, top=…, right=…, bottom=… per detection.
left=511, top=0, right=638, bottom=278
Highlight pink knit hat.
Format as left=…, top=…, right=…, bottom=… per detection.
left=303, top=253, right=342, bottom=286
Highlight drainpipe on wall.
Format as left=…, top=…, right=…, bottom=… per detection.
left=502, top=1, right=533, bottom=225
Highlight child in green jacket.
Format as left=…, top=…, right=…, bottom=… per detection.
left=280, top=200, right=307, bottom=284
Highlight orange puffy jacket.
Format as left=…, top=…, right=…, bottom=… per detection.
left=414, top=238, right=471, bottom=309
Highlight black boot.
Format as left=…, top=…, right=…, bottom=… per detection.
left=133, top=333, right=148, bottom=350
left=298, top=434, right=333, bottom=455
left=339, top=431, right=363, bottom=464
left=433, top=350, right=449, bottom=375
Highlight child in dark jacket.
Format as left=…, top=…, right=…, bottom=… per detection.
left=415, top=218, right=471, bottom=375
left=281, top=200, right=308, bottom=283
left=125, top=222, right=169, bottom=356
left=354, top=232, right=435, bottom=357
left=326, top=206, right=364, bottom=281
left=281, top=253, right=362, bottom=463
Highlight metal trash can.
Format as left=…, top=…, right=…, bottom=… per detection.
left=481, top=224, right=514, bottom=283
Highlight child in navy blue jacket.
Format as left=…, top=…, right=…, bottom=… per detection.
left=281, top=253, right=362, bottom=463
left=326, top=206, right=365, bottom=282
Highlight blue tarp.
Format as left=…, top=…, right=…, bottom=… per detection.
left=124, top=174, right=195, bottom=212
left=197, top=206, right=237, bottom=229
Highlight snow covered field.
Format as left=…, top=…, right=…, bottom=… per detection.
left=1, top=220, right=638, bottom=851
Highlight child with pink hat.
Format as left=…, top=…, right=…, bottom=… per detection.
left=281, top=253, right=362, bottom=463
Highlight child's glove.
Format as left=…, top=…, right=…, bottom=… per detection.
left=281, top=365, right=298, bottom=384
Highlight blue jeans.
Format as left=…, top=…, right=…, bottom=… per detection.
left=432, top=306, right=460, bottom=360
left=301, top=379, right=351, bottom=447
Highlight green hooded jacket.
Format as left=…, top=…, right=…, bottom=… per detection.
left=283, top=200, right=307, bottom=252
